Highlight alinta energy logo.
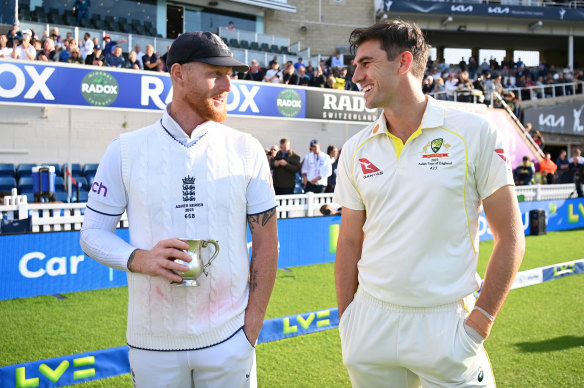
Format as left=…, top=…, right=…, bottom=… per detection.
left=81, top=71, right=119, bottom=106
left=276, top=89, right=302, bottom=118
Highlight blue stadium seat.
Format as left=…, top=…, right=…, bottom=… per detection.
left=16, top=163, right=36, bottom=179
left=62, top=163, right=82, bottom=177
left=20, top=190, right=34, bottom=203
left=55, top=176, right=65, bottom=191
left=17, top=176, right=34, bottom=192
left=85, top=174, right=96, bottom=187
left=74, top=176, right=89, bottom=191
left=71, top=190, right=89, bottom=203
left=82, top=163, right=99, bottom=176
left=54, top=191, right=70, bottom=203
left=0, top=176, right=17, bottom=192
left=0, top=163, right=15, bottom=177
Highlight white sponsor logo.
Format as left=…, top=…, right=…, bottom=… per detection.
left=0, top=63, right=55, bottom=100
left=141, top=75, right=172, bottom=109
left=573, top=104, right=584, bottom=133
left=19, top=251, right=85, bottom=278
left=488, top=7, right=509, bottom=14
left=322, top=93, right=377, bottom=112
left=539, top=113, right=565, bottom=128
left=227, top=84, right=261, bottom=113
left=451, top=5, right=473, bottom=12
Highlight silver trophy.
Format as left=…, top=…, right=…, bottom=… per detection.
left=172, top=239, right=219, bottom=287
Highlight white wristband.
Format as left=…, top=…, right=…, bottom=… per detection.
left=474, top=306, right=495, bottom=322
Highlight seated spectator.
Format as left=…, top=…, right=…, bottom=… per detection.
left=456, top=71, right=473, bottom=102
left=556, top=149, right=571, bottom=183
left=569, top=149, right=584, bottom=197
left=514, top=156, right=535, bottom=185
left=80, top=32, right=94, bottom=61
left=85, top=44, right=105, bottom=66
left=325, top=73, right=335, bottom=88
left=11, top=30, right=36, bottom=60
left=283, top=63, right=298, bottom=85
left=226, top=21, right=235, bottom=30
left=320, top=203, right=341, bottom=216
left=124, top=50, right=142, bottom=70
left=6, top=22, right=21, bottom=47
left=160, top=46, right=171, bottom=72
left=422, top=75, right=435, bottom=94
left=134, top=44, right=145, bottom=64
left=310, top=66, right=326, bottom=88
left=103, top=34, right=127, bottom=60
left=36, top=38, right=57, bottom=61
left=538, top=153, right=557, bottom=184
left=142, top=44, right=162, bottom=72
left=444, top=73, right=458, bottom=101
left=530, top=129, right=545, bottom=150
left=58, top=39, right=73, bottom=62
left=296, top=66, right=310, bottom=86
left=49, top=27, right=62, bottom=49
left=240, top=59, right=263, bottom=81
left=434, top=77, right=447, bottom=100
left=268, top=55, right=278, bottom=67
left=105, top=45, right=125, bottom=68
left=263, top=62, right=282, bottom=83
left=294, top=57, right=304, bottom=71
left=0, top=35, right=13, bottom=58
left=68, top=47, right=84, bottom=64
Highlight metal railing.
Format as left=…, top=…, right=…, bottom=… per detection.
left=1, top=186, right=577, bottom=233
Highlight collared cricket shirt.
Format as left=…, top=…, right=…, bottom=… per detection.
left=334, top=96, right=514, bottom=307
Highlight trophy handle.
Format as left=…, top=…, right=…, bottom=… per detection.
left=201, top=240, right=219, bottom=276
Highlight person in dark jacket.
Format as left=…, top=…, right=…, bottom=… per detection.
left=271, top=138, right=301, bottom=195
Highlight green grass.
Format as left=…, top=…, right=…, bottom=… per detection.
left=1, top=229, right=583, bottom=387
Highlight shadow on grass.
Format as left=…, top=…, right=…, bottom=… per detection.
left=515, top=335, right=584, bottom=353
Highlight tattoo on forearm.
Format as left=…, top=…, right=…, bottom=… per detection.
left=250, top=252, right=258, bottom=292
left=247, top=208, right=276, bottom=234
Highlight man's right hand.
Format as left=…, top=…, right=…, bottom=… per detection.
left=128, top=238, right=192, bottom=283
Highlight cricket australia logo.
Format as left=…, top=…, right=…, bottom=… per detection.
left=182, top=175, right=196, bottom=202
left=421, top=138, right=451, bottom=158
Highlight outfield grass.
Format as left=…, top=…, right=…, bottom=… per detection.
left=1, top=229, right=583, bottom=387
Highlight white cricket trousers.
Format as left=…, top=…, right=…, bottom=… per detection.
left=128, top=328, right=256, bottom=388
left=339, top=288, right=495, bottom=388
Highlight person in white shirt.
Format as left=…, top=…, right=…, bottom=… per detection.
left=444, top=72, right=459, bottom=101
left=80, top=31, right=278, bottom=388
left=80, top=32, right=94, bottom=60
left=11, top=29, right=36, bottom=60
left=263, top=62, right=282, bottom=83
left=301, top=139, right=332, bottom=193
left=334, top=19, right=524, bottom=388
left=0, top=34, right=12, bottom=58
left=134, top=44, right=145, bottom=65
left=331, top=52, right=343, bottom=69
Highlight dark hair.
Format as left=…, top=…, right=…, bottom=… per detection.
left=280, top=137, right=289, bottom=145
left=349, top=19, right=429, bottom=80
left=327, top=145, right=337, bottom=155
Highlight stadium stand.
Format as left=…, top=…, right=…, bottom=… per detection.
left=0, top=164, right=15, bottom=177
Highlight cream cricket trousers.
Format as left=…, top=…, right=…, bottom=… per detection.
left=128, top=327, right=256, bottom=388
left=339, top=288, right=495, bottom=388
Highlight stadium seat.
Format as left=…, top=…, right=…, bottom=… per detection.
left=48, top=13, right=65, bottom=25
left=229, top=39, right=240, bottom=48
left=280, top=46, right=290, bottom=55
left=16, top=164, right=36, bottom=179
left=270, top=44, right=280, bottom=53
left=71, top=190, right=89, bottom=203
left=17, top=176, right=34, bottom=192
left=54, top=191, right=69, bottom=203
left=0, top=163, right=15, bottom=177
left=82, top=163, right=99, bottom=176
left=239, top=40, right=250, bottom=50
left=21, top=191, right=35, bottom=203
left=74, top=176, right=89, bottom=190
left=0, top=176, right=17, bottom=192
left=260, top=43, right=270, bottom=52
left=55, top=176, right=65, bottom=192
left=250, top=42, right=260, bottom=51
left=62, top=163, right=82, bottom=177
left=19, top=7, right=31, bottom=21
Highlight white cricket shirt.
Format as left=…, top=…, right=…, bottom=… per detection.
left=334, top=96, right=514, bottom=307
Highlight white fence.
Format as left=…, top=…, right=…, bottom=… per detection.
left=0, top=185, right=577, bottom=233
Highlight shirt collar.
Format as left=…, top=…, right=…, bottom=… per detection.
left=368, top=95, right=445, bottom=139
left=161, top=104, right=211, bottom=147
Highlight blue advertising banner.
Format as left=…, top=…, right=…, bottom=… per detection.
left=1, top=257, right=582, bottom=387
left=382, top=0, right=584, bottom=21
left=0, top=60, right=307, bottom=119
left=1, top=198, right=582, bottom=301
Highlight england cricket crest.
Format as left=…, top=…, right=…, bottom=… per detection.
left=182, top=175, right=196, bottom=202
left=431, top=138, right=443, bottom=153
